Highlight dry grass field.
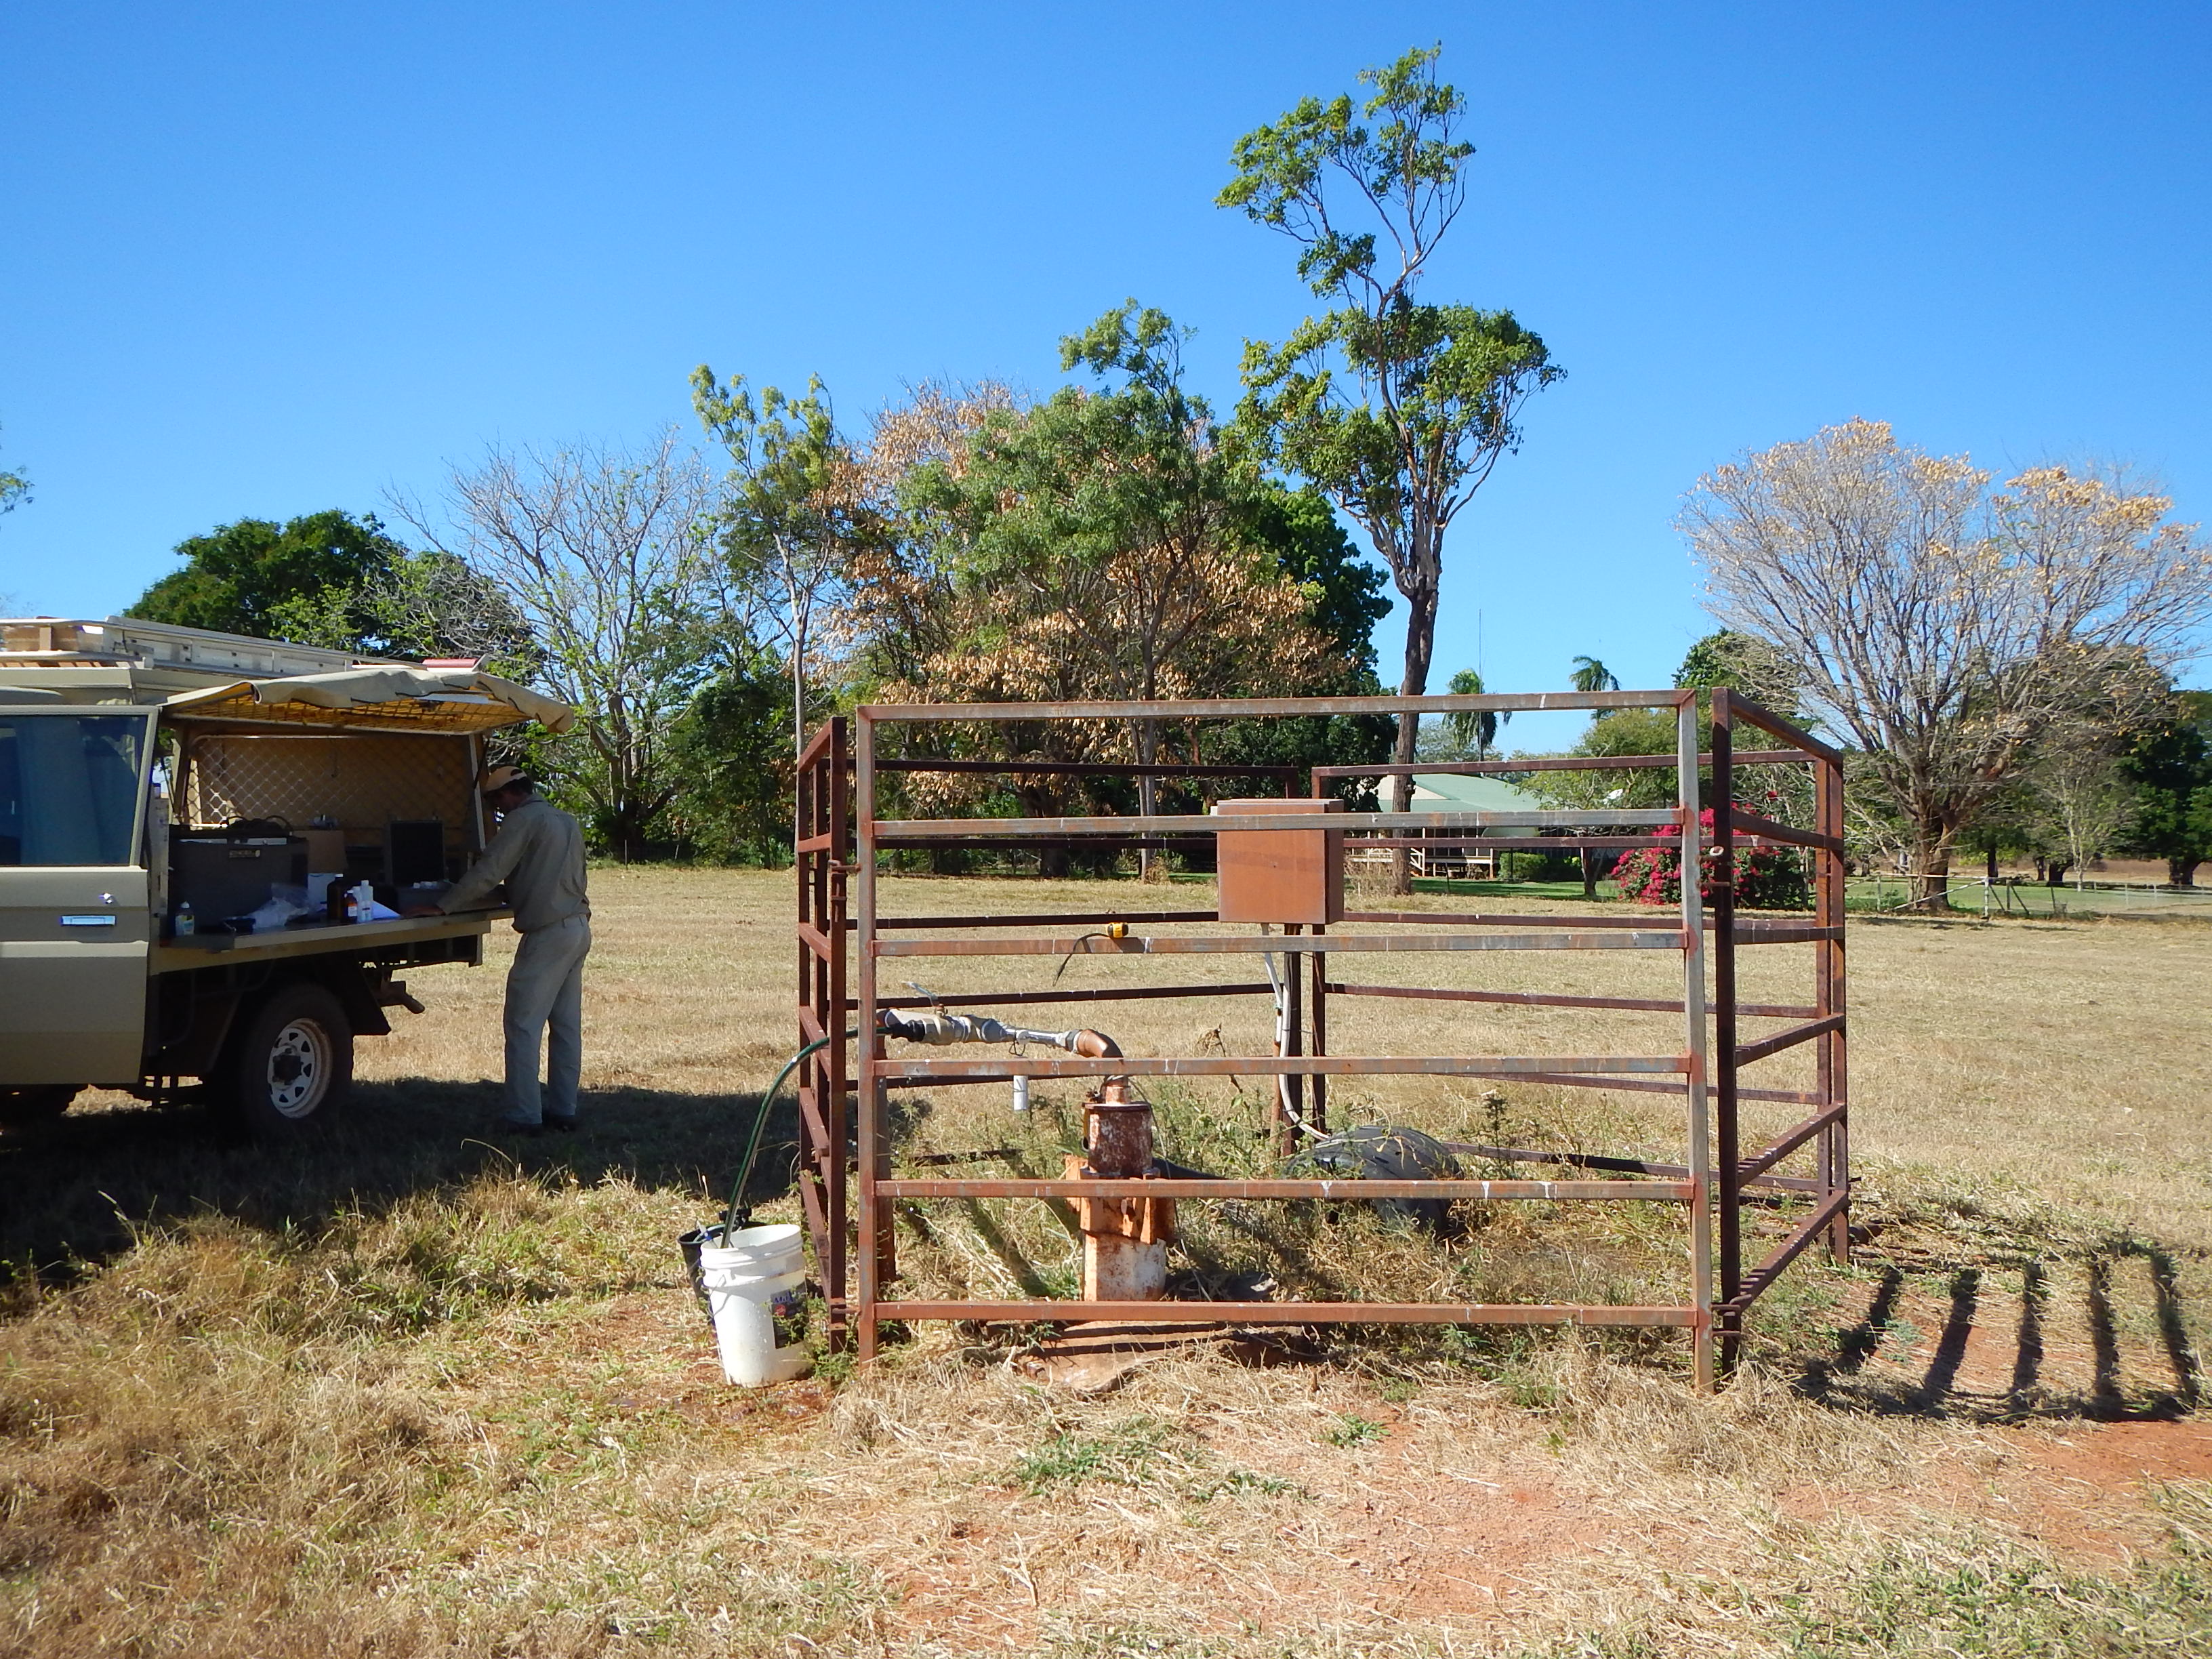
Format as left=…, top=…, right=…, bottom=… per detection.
left=4, top=866, right=2210, bottom=1657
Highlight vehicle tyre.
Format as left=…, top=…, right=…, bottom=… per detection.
left=221, top=983, right=352, bottom=1136
left=0, top=1086, right=79, bottom=1133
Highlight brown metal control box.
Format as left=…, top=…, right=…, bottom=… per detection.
left=1213, top=797, right=1345, bottom=924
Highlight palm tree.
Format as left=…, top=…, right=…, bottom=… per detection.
left=1570, top=655, right=1620, bottom=694
left=1443, top=668, right=1510, bottom=760
left=1567, top=657, right=1622, bottom=900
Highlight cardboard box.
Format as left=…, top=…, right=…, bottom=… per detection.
left=301, top=829, right=347, bottom=872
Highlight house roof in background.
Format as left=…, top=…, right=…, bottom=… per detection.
left=1409, top=772, right=1545, bottom=811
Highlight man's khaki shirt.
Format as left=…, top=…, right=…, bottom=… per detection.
left=443, top=796, right=590, bottom=933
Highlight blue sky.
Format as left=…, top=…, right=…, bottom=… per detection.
left=3, top=3, right=2207, bottom=750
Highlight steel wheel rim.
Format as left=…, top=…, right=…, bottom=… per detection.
left=266, top=1019, right=329, bottom=1118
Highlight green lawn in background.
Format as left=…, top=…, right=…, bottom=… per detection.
left=1408, top=877, right=1622, bottom=901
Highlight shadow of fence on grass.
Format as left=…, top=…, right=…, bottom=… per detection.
left=1794, top=1242, right=2204, bottom=1424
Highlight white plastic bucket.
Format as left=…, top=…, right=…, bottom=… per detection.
left=697, top=1223, right=813, bottom=1386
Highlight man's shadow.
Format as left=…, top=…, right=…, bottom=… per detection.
left=0, top=1077, right=811, bottom=1283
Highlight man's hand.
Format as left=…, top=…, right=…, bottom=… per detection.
left=400, top=903, right=445, bottom=919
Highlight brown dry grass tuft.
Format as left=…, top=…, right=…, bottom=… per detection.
left=3, top=868, right=2209, bottom=1656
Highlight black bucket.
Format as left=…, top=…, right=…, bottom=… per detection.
left=1290, top=1124, right=1462, bottom=1233
left=676, top=1224, right=726, bottom=1324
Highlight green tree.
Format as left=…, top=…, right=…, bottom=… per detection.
left=0, top=425, right=28, bottom=518
left=131, top=510, right=409, bottom=637
left=395, top=434, right=716, bottom=862
left=264, top=548, right=539, bottom=673
left=692, top=369, right=867, bottom=757
left=1200, top=480, right=1396, bottom=800
left=1671, top=628, right=1815, bottom=830
left=2120, top=689, right=2212, bottom=886
left=1683, top=421, right=2212, bottom=903
left=1221, top=43, right=1563, bottom=890
left=663, top=652, right=796, bottom=864
left=1568, top=655, right=1619, bottom=695
left=1530, top=708, right=1680, bottom=900
left=1233, top=481, right=1390, bottom=676
left=1437, top=667, right=1508, bottom=760
left=872, top=304, right=1346, bottom=869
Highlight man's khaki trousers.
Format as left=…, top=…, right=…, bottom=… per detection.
left=504, top=914, right=591, bottom=1124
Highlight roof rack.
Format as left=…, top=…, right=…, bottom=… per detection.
left=0, top=616, right=407, bottom=676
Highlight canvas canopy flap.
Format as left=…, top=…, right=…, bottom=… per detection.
left=161, top=668, right=577, bottom=735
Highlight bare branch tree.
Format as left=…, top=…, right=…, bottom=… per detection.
left=392, top=430, right=716, bottom=860
left=1681, top=419, right=2212, bottom=901
left=2026, top=730, right=2137, bottom=887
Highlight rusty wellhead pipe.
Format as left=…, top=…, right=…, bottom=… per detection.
left=880, top=1012, right=1171, bottom=1303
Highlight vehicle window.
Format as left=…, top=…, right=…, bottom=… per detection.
left=0, top=715, right=149, bottom=866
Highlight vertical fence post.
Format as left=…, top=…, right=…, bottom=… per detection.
left=854, top=713, right=882, bottom=1361
left=1677, top=693, right=1715, bottom=1391
left=826, top=720, right=851, bottom=1340
left=1818, top=749, right=1851, bottom=1266
left=1710, top=691, right=1741, bottom=1374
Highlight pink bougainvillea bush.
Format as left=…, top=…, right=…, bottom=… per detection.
left=1612, top=806, right=1811, bottom=909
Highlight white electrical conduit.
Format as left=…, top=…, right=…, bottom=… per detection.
left=878, top=1010, right=1119, bottom=1056
left=879, top=1010, right=1124, bottom=1115
left=1256, top=925, right=1315, bottom=1139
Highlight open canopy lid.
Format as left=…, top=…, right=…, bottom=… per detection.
left=161, top=667, right=576, bottom=735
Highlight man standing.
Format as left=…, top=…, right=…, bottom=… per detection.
left=408, top=766, right=590, bottom=1134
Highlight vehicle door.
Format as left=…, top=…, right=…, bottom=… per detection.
left=0, top=708, right=157, bottom=1085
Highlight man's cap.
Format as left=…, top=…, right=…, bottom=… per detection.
left=478, top=764, right=529, bottom=796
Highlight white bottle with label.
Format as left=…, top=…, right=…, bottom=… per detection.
left=174, top=901, right=194, bottom=937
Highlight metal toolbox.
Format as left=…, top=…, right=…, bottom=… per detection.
left=170, top=835, right=308, bottom=922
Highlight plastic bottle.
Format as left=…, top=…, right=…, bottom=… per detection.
left=174, top=901, right=194, bottom=937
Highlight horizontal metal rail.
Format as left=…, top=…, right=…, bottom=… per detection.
left=875, top=1054, right=1688, bottom=1080
left=1444, top=1142, right=1822, bottom=1195
left=1339, top=835, right=1690, bottom=851
left=874, top=909, right=1220, bottom=930
left=876, top=931, right=1687, bottom=958
left=874, top=836, right=1214, bottom=851
left=1496, top=1072, right=1823, bottom=1105
left=869, top=981, right=1276, bottom=1010
left=1342, top=909, right=1664, bottom=929
left=1729, top=808, right=1844, bottom=853
left=1327, top=981, right=1820, bottom=1019
left=877, top=758, right=1297, bottom=777
left=1735, top=1105, right=1847, bottom=1183
left=878, top=808, right=1681, bottom=838
left=872, top=1299, right=1700, bottom=1328
left=1722, top=695, right=1845, bottom=766
left=876, top=1176, right=1692, bottom=1202
left=1315, top=751, right=1806, bottom=777
left=1733, top=924, right=1843, bottom=945
left=1340, top=911, right=1822, bottom=943
left=861, top=690, right=1694, bottom=721
left=1735, top=1014, right=1846, bottom=1067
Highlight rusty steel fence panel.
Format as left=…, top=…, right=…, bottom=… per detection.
left=793, top=690, right=1847, bottom=1389
left=794, top=718, right=851, bottom=1347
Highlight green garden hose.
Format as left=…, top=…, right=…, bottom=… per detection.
left=722, top=1033, right=847, bottom=1240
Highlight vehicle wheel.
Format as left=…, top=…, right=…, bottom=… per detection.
left=221, top=983, right=352, bottom=1136
left=0, top=1086, right=79, bottom=1132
